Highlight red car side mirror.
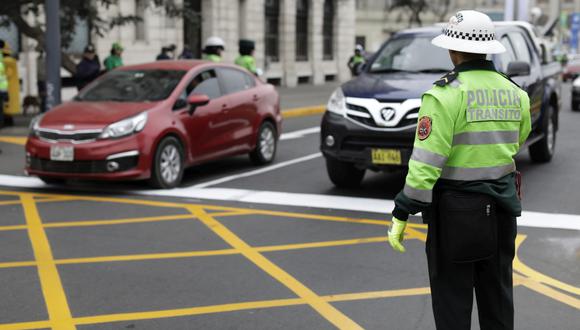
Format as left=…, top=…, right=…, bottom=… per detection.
left=186, top=94, right=210, bottom=115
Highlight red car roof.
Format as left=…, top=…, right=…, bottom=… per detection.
left=118, top=60, right=211, bottom=71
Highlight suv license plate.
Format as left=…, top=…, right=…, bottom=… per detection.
left=50, top=145, right=74, bottom=162
left=371, top=148, right=401, bottom=165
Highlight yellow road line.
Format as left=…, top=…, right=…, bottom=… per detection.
left=0, top=320, right=52, bottom=330
left=513, top=235, right=580, bottom=297
left=44, top=214, right=195, bottom=228
left=0, top=200, right=22, bottom=206
left=0, top=136, right=27, bottom=146
left=73, top=286, right=430, bottom=326
left=519, top=276, right=580, bottom=309
left=189, top=206, right=363, bottom=329
left=0, top=224, right=28, bottom=231
left=207, top=210, right=255, bottom=217
left=0, top=260, right=37, bottom=269
left=0, top=235, right=417, bottom=269
left=55, top=249, right=239, bottom=265
left=20, top=194, right=75, bottom=330
left=282, top=105, right=325, bottom=118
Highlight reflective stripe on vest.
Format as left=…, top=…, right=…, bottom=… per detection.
left=404, top=184, right=432, bottom=203
left=410, top=147, right=447, bottom=169
left=452, top=130, right=520, bottom=145
left=440, top=162, right=516, bottom=181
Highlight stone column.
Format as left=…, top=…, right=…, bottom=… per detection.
left=281, top=0, right=297, bottom=87
left=311, top=0, right=324, bottom=85
left=336, top=0, right=355, bottom=82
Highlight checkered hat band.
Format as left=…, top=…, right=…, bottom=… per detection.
left=443, top=28, right=495, bottom=41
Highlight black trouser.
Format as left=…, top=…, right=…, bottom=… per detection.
left=0, top=91, right=6, bottom=128
left=426, top=190, right=517, bottom=330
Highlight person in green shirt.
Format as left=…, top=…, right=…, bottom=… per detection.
left=235, top=39, right=258, bottom=75
left=202, top=36, right=225, bottom=62
left=104, top=42, right=124, bottom=71
left=387, top=11, right=531, bottom=330
left=347, top=44, right=366, bottom=76
left=0, top=40, right=8, bottom=131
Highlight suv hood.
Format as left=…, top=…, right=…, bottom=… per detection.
left=39, top=101, right=159, bottom=129
left=341, top=72, right=440, bottom=101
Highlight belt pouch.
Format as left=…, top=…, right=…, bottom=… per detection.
left=438, top=191, right=497, bottom=263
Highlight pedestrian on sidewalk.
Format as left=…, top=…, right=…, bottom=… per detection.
left=202, top=37, right=225, bottom=62
left=36, top=50, right=47, bottom=113
left=235, top=39, right=258, bottom=75
left=347, top=44, right=366, bottom=76
left=0, top=39, right=8, bottom=154
left=387, top=11, right=531, bottom=330
left=104, top=42, right=124, bottom=71
left=75, top=44, right=101, bottom=91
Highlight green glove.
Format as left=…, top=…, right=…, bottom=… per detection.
left=388, top=217, right=407, bottom=253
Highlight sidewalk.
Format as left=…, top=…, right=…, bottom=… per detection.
left=0, top=82, right=340, bottom=136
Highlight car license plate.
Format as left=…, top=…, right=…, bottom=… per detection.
left=50, top=145, right=74, bottom=162
left=371, top=148, right=401, bottom=165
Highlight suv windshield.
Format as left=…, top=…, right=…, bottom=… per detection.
left=369, top=35, right=453, bottom=73
left=77, top=70, right=186, bottom=102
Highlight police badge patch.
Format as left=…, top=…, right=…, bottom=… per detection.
left=417, top=116, right=432, bottom=140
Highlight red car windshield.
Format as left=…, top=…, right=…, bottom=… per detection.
left=77, top=69, right=186, bottom=102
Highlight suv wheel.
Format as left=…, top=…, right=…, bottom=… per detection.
left=325, top=157, right=365, bottom=188
left=529, top=104, right=556, bottom=163
left=249, top=121, right=277, bottom=165
left=149, top=136, right=184, bottom=189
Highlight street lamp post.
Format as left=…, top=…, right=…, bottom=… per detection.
left=45, top=0, right=61, bottom=111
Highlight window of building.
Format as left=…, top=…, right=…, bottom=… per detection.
left=265, top=0, right=280, bottom=62
left=135, top=0, right=147, bottom=41
left=295, top=0, right=309, bottom=61
left=322, top=0, right=334, bottom=60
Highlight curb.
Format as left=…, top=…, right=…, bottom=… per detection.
left=282, top=105, right=326, bottom=118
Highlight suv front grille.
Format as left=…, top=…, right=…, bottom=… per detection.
left=345, top=104, right=420, bottom=128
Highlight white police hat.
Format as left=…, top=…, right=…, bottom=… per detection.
left=431, top=10, right=506, bottom=54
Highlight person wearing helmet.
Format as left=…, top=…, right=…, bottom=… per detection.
left=104, top=42, right=124, bottom=71
left=347, top=44, right=366, bottom=76
left=203, top=36, right=225, bottom=62
left=387, top=11, right=531, bottom=330
left=0, top=40, right=8, bottom=132
left=235, top=39, right=257, bottom=75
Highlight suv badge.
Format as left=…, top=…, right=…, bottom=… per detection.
left=380, top=108, right=396, bottom=122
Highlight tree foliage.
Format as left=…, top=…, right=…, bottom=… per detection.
left=389, top=0, right=453, bottom=27
left=0, top=0, right=185, bottom=73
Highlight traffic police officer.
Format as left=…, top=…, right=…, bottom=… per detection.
left=387, top=10, right=531, bottom=330
left=202, top=36, right=225, bottom=62
left=235, top=39, right=258, bottom=75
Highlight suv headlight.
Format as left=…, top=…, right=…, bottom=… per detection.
left=28, top=114, right=44, bottom=137
left=100, top=112, right=148, bottom=139
left=327, top=88, right=346, bottom=116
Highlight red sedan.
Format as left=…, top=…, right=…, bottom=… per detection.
left=25, top=61, right=282, bottom=188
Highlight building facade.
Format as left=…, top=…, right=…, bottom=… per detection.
left=5, top=0, right=356, bottom=101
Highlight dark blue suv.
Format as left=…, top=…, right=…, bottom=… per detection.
left=320, top=26, right=561, bottom=188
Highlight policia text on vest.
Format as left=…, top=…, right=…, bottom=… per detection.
left=466, top=88, right=523, bottom=122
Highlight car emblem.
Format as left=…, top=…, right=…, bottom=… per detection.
left=380, top=108, right=396, bottom=122
left=63, top=124, right=75, bottom=130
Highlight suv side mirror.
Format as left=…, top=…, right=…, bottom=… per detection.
left=506, top=61, right=531, bottom=77
left=186, top=94, right=210, bottom=115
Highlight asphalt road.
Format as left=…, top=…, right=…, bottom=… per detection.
left=0, top=83, right=578, bottom=329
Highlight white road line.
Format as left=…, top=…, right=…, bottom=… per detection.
left=280, top=127, right=320, bottom=140
left=191, top=152, right=322, bottom=188
left=1, top=174, right=579, bottom=231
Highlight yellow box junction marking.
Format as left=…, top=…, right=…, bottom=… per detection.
left=0, top=189, right=578, bottom=329
left=282, top=105, right=325, bottom=118
left=20, top=194, right=75, bottom=330
left=189, top=205, right=364, bottom=329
